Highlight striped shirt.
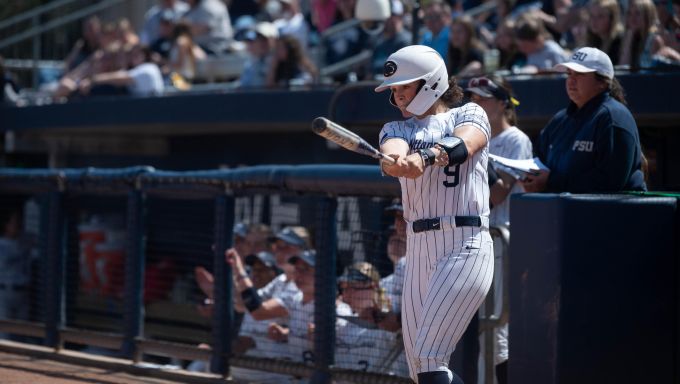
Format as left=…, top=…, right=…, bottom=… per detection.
left=379, top=103, right=491, bottom=223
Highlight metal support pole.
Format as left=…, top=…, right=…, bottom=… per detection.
left=31, top=15, right=41, bottom=90
left=44, top=190, right=66, bottom=348
left=311, top=197, right=338, bottom=384
left=411, top=0, right=421, bottom=45
left=210, top=193, right=235, bottom=375
left=121, top=187, right=146, bottom=358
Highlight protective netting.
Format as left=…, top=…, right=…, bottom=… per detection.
left=0, top=194, right=42, bottom=335
left=64, top=194, right=127, bottom=355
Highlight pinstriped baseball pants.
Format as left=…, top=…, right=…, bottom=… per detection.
left=401, top=227, right=494, bottom=383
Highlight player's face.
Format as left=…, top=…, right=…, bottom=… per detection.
left=565, top=69, right=607, bottom=108
left=390, top=81, right=419, bottom=117
left=341, top=282, right=376, bottom=312
left=250, top=260, right=277, bottom=289
left=233, top=235, right=252, bottom=256
left=293, top=260, right=314, bottom=293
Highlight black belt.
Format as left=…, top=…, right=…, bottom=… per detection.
left=412, top=215, right=482, bottom=233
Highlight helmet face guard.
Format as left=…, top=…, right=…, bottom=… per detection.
left=404, top=63, right=448, bottom=115
left=375, top=45, right=449, bottom=116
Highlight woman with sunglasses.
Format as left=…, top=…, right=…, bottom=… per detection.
left=376, top=45, right=494, bottom=384
left=464, top=75, right=531, bottom=384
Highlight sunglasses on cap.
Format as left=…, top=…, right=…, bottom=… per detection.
left=466, top=77, right=520, bottom=107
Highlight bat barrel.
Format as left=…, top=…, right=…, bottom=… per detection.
left=311, top=117, right=328, bottom=134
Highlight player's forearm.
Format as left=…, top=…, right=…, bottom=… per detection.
left=382, top=153, right=426, bottom=179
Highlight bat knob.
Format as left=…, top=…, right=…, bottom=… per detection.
left=311, top=117, right=328, bottom=134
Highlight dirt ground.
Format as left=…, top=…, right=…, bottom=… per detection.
left=0, top=350, right=207, bottom=384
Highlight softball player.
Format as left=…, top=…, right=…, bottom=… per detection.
left=376, top=45, right=495, bottom=384
left=336, top=262, right=408, bottom=377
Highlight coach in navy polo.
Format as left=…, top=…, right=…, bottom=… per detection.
left=523, top=47, right=647, bottom=193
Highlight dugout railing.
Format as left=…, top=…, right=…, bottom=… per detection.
left=0, top=165, right=508, bottom=384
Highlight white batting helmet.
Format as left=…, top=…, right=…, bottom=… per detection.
left=375, top=45, right=449, bottom=116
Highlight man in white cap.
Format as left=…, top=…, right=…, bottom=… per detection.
left=523, top=47, right=647, bottom=193
left=239, top=22, right=279, bottom=88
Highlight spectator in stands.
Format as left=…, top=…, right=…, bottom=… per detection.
left=465, top=75, right=530, bottom=384
left=266, top=35, right=318, bottom=87
left=53, top=44, right=129, bottom=100
left=181, top=0, right=234, bottom=55
left=79, top=45, right=164, bottom=97
left=99, top=21, right=121, bottom=51
left=117, top=18, right=141, bottom=46
left=586, top=0, right=625, bottom=66
left=140, top=0, right=189, bottom=45
left=619, top=0, right=666, bottom=69
left=531, top=0, right=585, bottom=47
left=1, top=56, right=19, bottom=106
left=228, top=249, right=352, bottom=365
left=311, top=0, right=338, bottom=33
left=656, top=0, right=680, bottom=60
left=323, top=0, right=368, bottom=69
left=189, top=249, right=285, bottom=377
left=274, top=0, right=310, bottom=48
left=357, top=202, right=405, bottom=334
left=494, top=18, right=527, bottom=71
left=446, top=15, right=486, bottom=77
left=378, top=201, right=405, bottom=314
left=370, top=0, right=410, bottom=78
left=226, top=250, right=295, bottom=382
left=335, top=261, right=408, bottom=377
left=169, top=22, right=207, bottom=82
left=523, top=47, right=647, bottom=193
left=64, top=16, right=102, bottom=71
left=239, top=22, right=279, bottom=88
left=227, top=225, right=310, bottom=322
left=513, top=14, right=567, bottom=72
left=194, top=222, right=273, bottom=316
left=419, top=1, right=453, bottom=63
left=150, top=10, right=179, bottom=60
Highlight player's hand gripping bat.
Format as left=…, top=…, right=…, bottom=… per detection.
left=311, top=117, right=396, bottom=164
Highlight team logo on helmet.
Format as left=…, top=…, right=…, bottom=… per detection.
left=383, top=61, right=397, bottom=77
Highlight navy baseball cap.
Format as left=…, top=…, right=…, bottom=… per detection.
left=233, top=222, right=248, bottom=238
left=338, top=262, right=380, bottom=283
left=160, top=9, right=177, bottom=22
left=289, top=250, right=316, bottom=267
left=245, top=251, right=279, bottom=269
left=465, top=77, right=520, bottom=106
left=270, top=226, right=308, bottom=248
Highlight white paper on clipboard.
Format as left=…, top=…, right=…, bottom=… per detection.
left=489, top=154, right=550, bottom=178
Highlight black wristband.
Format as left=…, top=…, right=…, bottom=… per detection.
left=418, top=148, right=436, bottom=166
left=241, top=287, right=263, bottom=312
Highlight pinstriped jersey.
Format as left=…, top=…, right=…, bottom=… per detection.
left=379, top=102, right=491, bottom=222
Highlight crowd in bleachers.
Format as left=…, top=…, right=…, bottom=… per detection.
left=2, top=0, right=679, bottom=103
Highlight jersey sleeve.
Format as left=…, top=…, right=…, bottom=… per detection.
left=379, top=121, right=409, bottom=146
left=257, top=274, right=281, bottom=300
left=453, top=102, right=491, bottom=139
left=276, top=290, right=303, bottom=311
